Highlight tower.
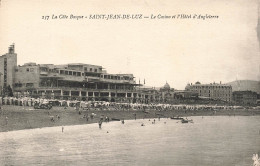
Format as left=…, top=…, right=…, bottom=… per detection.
left=0, top=44, right=17, bottom=95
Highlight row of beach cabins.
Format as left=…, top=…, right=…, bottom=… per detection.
left=0, top=97, right=258, bottom=111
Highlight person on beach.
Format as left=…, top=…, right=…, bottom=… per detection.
left=5, top=116, right=8, bottom=125
left=121, top=119, right=125, bottom=124
left=86, top=115, right=89, bottom=121
left=50, top=116, right=55, bottom=122
left=99, top=120, right=102, bottom=129
left=62, top=126, right=64, bottom=132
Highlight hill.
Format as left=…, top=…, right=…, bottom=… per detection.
left=226, top=80, right=260, bottom=93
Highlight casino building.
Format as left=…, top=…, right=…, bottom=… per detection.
left=0, top=44, right=152, bottom=103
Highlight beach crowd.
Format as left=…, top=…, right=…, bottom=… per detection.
left=0, top=96, right=258, bottom=111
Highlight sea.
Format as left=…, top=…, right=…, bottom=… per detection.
left=0, top=116, right=259, bottom=166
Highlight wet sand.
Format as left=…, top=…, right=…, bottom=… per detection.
left=0, top=105, right=259, bottom=132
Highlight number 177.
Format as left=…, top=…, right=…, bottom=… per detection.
left=42, top=16, right=49, bottom=20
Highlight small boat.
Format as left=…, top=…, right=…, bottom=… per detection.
left=111, top=118, right=120, bottom=121
left=181, top=119, right=193, bottom=123
left=156, top=113, right=164, bottom=116
left=170, top=117, right=183, bottom=120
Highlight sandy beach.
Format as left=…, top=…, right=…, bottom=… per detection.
left=0, top=105, right=259, bottom=132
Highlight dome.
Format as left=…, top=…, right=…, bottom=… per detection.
left=163, top=82, right=171, bottom=90
left=195, top=81, right=201, bottom=85
left=185, top=83, right=191, bottom=90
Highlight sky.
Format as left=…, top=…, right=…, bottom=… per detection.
left=0, top=0, right=259, bottom=90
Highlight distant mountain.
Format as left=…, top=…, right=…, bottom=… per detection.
left=226, top=80, right=260, bottom=93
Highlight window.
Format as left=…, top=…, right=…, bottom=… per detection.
left=90, top=68, right=92, bottom=72
left=26, top=68, right=29, bottom=72
left=30, top=68, right=34, bottom=72
left=26, top=83, right=34, bottom=87
left=94, top=69, right=97, bottom=72
left=14, top=83, right=22, bottom=87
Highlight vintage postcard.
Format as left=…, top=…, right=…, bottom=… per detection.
left=0, top=0, right=259, bottom=165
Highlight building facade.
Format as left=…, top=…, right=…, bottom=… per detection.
left=0, top=44, right=17, bottom=96
left=0, top=44, right=149, bottom=103
left=232, top=91, right=257, bottom=105
left=185, top=82, right=232, bottom=102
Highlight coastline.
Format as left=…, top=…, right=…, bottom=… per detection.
left=0, top=105, right=259, bottom=132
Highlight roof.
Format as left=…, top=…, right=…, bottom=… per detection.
left=233, top=90, right=257, bottom=95
left=163, top=82, right=170, bottom=90
left=189, top=83, right=231, bottom=87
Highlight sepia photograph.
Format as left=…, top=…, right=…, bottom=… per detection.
left=0, top=0, right=260, bottom=165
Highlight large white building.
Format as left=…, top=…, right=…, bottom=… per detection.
left=185, top=81, right=232, bottom=102
left=1, top=44, right=157, bottom=103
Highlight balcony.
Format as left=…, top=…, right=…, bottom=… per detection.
left=99, top=78, right=135, bottom=84
left=84, top=76, right=100, bottom=82
left=40, top=71, right=48, bottom=75
left=36, top=86, right=137, bottom=93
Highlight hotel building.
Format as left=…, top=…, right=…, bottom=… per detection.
left=185, top=81, right=232, bottom=102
